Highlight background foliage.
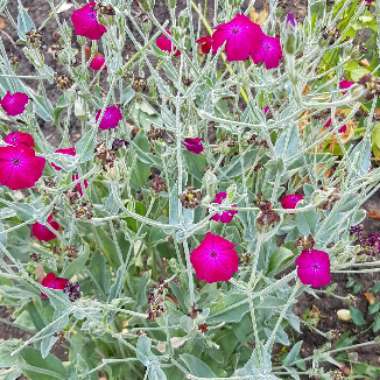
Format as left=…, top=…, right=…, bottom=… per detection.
left=0, top=0, right=380, bottom=379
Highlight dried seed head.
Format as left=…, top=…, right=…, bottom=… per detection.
left=64, top=282, right=81, bottom=302
left=48, top=43, right=63, bottom=59
left=96, top=3, right=116, bottom=15
left=321, top=26, right=340, bottom=45
left=26, top=30, right=43, bottom=48
left=359, top=74, right=380, bottom=99
left=55, top=74, right=73, bottom=90
left=150, top=174, right=167, bottom=193
left=65, top=245, right=78, bottom=260
left=296, top=235, right=315, bottom=250
left=132, top=76, right=148, bottom=92
left=112, top=138, right=129, bottom=150
left=256, top=201, right=280, bottom=229
left=66, top=189, right=81, bottom=204
left=182, top=77, right=193, bottom=86
left=147, top=126, right=174, bottom=143
left=180, top=187, right=202, bottom=209
left=95, top=142, right=117, bottom=171
left=43, top=178, right=57, bottom=188
left=188, top=305, right=202, bottom=319
left=146, top=281, right=169, bottom=321
left=10, top=54, right=20, bottom=65
left=30, top=253, right=40, bottom=262
left=319, top=191, right=340, bottom=210
left=75, top=202, right=93, bottom=219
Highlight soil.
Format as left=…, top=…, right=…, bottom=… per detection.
left=0, top=0, right=379, bottom=379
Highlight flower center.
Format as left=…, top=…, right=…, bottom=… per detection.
left=231, top=27, right=240, bottom=34
left=210, top=251, right=218, bottom=258
left=312, top=263, right=320, bottom=271
left=12, top=158, right=21, bottom=166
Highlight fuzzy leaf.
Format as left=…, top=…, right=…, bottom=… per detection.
left=17, top=2, right=35, bottom=40
left=180, top=353, right=216, bottom=378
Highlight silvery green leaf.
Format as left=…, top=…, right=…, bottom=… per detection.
left=169, top=186, right=180, bottom=226
left=268, top=247, right=294, bottom=275
left=296, top=209, right=318, bottom=235
left=234, top=344, right=279, bottom=380
left=0, top=208, right=16, bottom=219
left=0, top=0, right=7, bottom=13
left=147, top=367, right=167, bottom=380
left=136, top=336, right=167, bottom=380
left=121, top=86, right=135, bottom=106
left=274, top=124, right=300, bottom=159
left=63, top=246, right=90, bottom=279
left=183, top=208, right=194, bottom=227
left=347, top=139, right=371, bottom=179
left=283, top=341, right=303, bottom=366
left=0, top=221, right=6, bottom=245
left=40, top=335, right=59, bottom=359
left=20, top=347, right=67, bottom=379
left=76, top=128, right=97, bottom=163
left=0, top=339, right=22, bottom=368
left=104, top=181, right=123, bottom=214
left=17, top=2, right=35, bottom=40
left=180, top=353, right=216, bottom=378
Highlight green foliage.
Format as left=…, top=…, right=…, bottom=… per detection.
left=0, top=0, right=378, bottom=379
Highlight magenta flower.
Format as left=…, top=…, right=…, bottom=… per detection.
left=190, top=232, right=239, bottom=283
left=323, top=118, right=347, bottom=135
left=339, top=80, right=354, bottom=90
left=156, top=31, right=180, bottom=56
left=0, top=146, right=45, bottom=190
left=251, top=34, right=283, bottom=69
left=4, top=131, right=35, bottom=148
left=296, top=249, right=331, bottom=288
left=0, top=91, right=29, bottom=116
left=338, top=125, right=347, bottom=134
left=96, top=105, right=123, bottom=130
left=212, top=14, right=263, bottom=62
left=89, top=53, right=106, bottom=71
left=71, top=2, right=107, bottom=40
left=196, top=35, right=213, bottom=54
left=183, top=137, right=204, bottom=154
left=211, top=192, right=238, bottom=223
left=281, top=194, right=304, bottom=209
left=51, top=146, right=76, bottom=171
left=339, top=79, right=354, bottom=94
left=32, top=215, right=60, bottom=242
left=263, top=105, right=270, bottom=114
left=41, top=272, right=69, bottom=299
left=72, top=173, right=88, bottom=196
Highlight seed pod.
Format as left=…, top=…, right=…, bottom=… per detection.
left=180, top=187, right=202, bottom=209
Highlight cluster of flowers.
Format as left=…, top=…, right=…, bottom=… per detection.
left=158, top=14, right=283, bottom=69
left=0, top=3, right=334, bottom=297
left=190, top=191, right=331, bottom=288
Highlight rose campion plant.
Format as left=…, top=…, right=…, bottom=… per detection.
left=0, top=146, right=45, bottom=190
left=96, top=105, right=123, bottom=130
left=0, top=1, right=377, bottom=379
left=31, top=214, right=60, bottom=241
left=89, top=53, right=106, bottom=71
left=296, top=249, right=332, bottom=288
left=190, top=232, right=239, bottom=283
left=4, top=131, right=35, bottom=148
left=0, top=91, right=29, bottom=116
left=71, top=2, right=107, bottom=40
